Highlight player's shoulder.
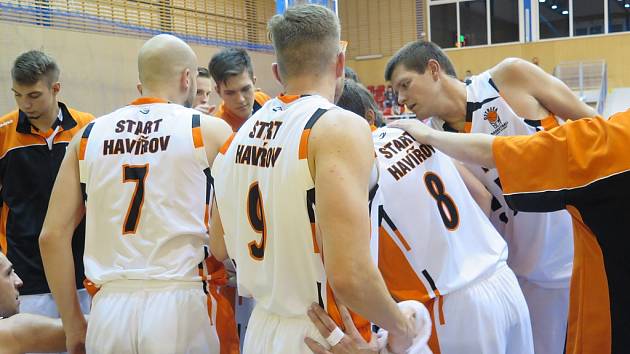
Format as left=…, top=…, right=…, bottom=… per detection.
left=0, top=110, right=19, bottom=134
left=490, top=58, right=536, bottom=82
left=315, top=107, right=371, bottom=134
left=65, top=106, right=95, bottom=126
left=309, top=108, right=373, bottom=152
left=254, top=90, right=271, bottom=104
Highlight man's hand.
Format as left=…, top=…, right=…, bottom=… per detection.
left=388, top=120, right=433, bottom=144
left=194, top=104, right=217, bottom=115
left=305, top=303, right=379, bottom=354
left=65, top=318, right=87, bottom=354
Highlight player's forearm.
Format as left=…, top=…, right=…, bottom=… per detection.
left=7, top=314, right=66, bottom=353
left=39, top=231, right=85, bottom=326
left=427, top=131, right=496, bottom=169
left=327, top=261, right=408, bottom=337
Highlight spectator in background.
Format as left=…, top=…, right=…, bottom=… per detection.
left=464, top=69, right=473, bottom=82
left=532, top=57, right=540, bottom=66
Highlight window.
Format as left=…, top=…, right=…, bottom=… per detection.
left=428, top=0, right=629, bottom=47
left=574, top=0, right=604, bottom=36
left=430, top=3, right=458, bottom=48
left=539, top=0, right=569, bottom=39
left=460, top=0, right=487, bottom=46
left=609, top=0, right=630, bottom=33
left=491, top=0, right=519, bottom=44
left=428, top=0, right=520, bottom=48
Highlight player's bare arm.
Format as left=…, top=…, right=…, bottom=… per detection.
left=0, top=314, right=66, bottom=354
left=453, top=161, right=492, bottom=216
left=308, top=109, right=414, bottom=352
left=202, top=115, right=233, bottom=262
left=390, top=119, right=496, bottom=169
left=208, top=199, right=228, bottom=262
left=491, top=58, right=597, bottom=120
left=39, top=130, right=87, bottom=354
left=201, top=114, right=234, bottom=168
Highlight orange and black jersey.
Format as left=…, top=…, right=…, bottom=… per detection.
left=215, top=91, right=271, bottom=132
left=492, top=111, right=630, bottom=354
left=0, top=102, right=94, bottom=295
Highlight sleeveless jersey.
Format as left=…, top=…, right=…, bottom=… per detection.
left=371, top=127, right=508, bottom=302
left=429, top=71, right=573, bottom=287
left=212, top=94, right=378, bottom=326
left=79, top=98, right=212, bottom=285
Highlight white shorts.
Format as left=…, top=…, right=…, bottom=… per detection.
left=518, top=277, right=569, bottom=354
left=431, top=264, right=534, bottom=354
left=243, top=305, right=327, bottom=354
left=86, top=280, right=219, bottom=354
left=19, top=288, right=91, bottom=317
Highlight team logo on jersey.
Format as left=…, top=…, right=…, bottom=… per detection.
left=483, top=107, right=508, bottom=135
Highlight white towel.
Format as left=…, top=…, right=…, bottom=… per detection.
left=376, top=300, right=433, bottom=354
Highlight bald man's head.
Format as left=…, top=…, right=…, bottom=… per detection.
left=138, top=34, right=198, bottom=107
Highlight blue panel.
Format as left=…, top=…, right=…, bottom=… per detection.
left=524, top=0, right=532, bottom=42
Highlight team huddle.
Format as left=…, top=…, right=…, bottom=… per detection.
left=1, top=3, right=628, bottom=354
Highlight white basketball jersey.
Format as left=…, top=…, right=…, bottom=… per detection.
left=430, top=71, right=573, bottom=287
left=79, top=99, right=211, bottom=285
left=213, top=95, right=378, bottom=320
left=372, top=127, right=507, bottom=302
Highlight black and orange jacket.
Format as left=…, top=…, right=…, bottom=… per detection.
left=215, top=91, right=271, bottom=132
left=0, top=102, right=94, bottom=295
left=492, top=112, right=630, bottom=354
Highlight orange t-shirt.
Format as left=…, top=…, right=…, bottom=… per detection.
left=215, top=91, right=271, bottom=132
left=492, top=112, right=630, bottom=354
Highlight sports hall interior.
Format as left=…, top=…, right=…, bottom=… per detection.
left=2, top=0, right=629, bottom=119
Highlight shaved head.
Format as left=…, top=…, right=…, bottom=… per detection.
left=138, top=34, right=198, bottom=107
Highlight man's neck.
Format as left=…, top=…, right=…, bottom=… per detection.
left=282, top=75, right=336, bottom=103
left=142, top=88, right=180, bottom=105
left=436, top=78, right=468, bottom=132
left=29, top=102, right=59, bottom=132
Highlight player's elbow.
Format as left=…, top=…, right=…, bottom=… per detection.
left=38, top=228, right=63, bottom=252
left=326, top=267, right=371, bottom=306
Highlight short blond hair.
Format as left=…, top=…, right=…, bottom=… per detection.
left=268, top=4, right=340, bottom=78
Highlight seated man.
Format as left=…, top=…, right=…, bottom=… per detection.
left=0, top=252, right=67, bottom=354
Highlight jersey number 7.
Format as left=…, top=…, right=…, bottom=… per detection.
left=122, top=164, right=149, bottom=235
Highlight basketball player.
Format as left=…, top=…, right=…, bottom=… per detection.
left=338, top=79, right=490, bottom=215
left=39, top=34, right=233, bottom=353
left=193, top=67, right=216, bottom=115
left=2, top=50, right=93, bottom=319
left=209, top=5, right=424, bottom=354
left=391, top=107, right=630, bottom=354
left=385, top=40, right=597, bottom=354
left=209, top=48, right=270, bottom=131
left=0, top=252, right=70, bottom=354
left=322, top=79, right=533, bottom=354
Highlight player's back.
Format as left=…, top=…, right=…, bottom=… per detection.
left=373, top=127, right=508, bottom=302
left=79, top=98, right=211, bottom=285
left=213, top=95, right=335, bottom=318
